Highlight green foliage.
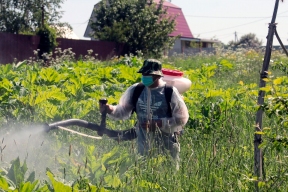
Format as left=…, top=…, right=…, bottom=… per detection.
left=271, top=56, right=288, bottom=75
left=6, top=157, right=28, bottom=187
left=0, top=48, right=288, bottom=191
left=258, top=70, right=288, bottom=152
left=0, top=175, right=10, bottom=191
left=47, top=171, right=73, bottom=191
left=0, top=157, right=47, bottom=191
left=36, top=23, right=58, bottom=58
left=228, top=33, right=262, bottom=48
left=0, top=0, right=70, bottom=35
left=90, top=0, right=177, bottom=57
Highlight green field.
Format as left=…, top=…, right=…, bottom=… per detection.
left=0, top=48, right=287, bottom=191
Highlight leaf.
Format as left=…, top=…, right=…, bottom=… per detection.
left=44, top=104, right=59, bottom=119
left=28, top=91, right=36, bottom=106
left=259, top=86, right=272, bottom=92
left=37, top=184, right=50, bottom=191
left=26, top=171, right=35, bottom=183
left=48, top=90, right=67, bottom=101
left=34, top=87, right=67, bottom=105
left=6, top=157, right=25, bottom=187
left=101, top=147, right=119, bottom=165
left=46, top=171, right=72, bottom=192
left=14, top=60, right=27, bottom=69
left=27, top=70, right=38, bottom=84
left=273, top=77, right=283, bottom=85
left=1, top=64, right=12, bottom=75
left=255, top=131, right=265, bottom=135
left=104, top=175, right=122, bottom=188
left=117, top=66, right=140, bottom=83
left=39, top=68, right=61, bottom=83
left=258, top=181, right=266, bottom=187
left=0, top=176, right=9, bottom=190
left=0, top=78, right=13, bottom=91
left=238, top=81, right=244, bottom=86
left=88, top=184, right=98, bottom=192
left=205, top=89, right=225, bottom=98
left=139, top=179, right=161, bottom=189
left=19, top=181, right=38, bottom=192
left=220, top=59, right=233, bottom=69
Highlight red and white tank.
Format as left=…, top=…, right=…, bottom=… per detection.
left=162, top=69, right=191, bottom=94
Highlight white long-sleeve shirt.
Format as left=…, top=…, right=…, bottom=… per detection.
left=108, top=79, right=189, bottom=133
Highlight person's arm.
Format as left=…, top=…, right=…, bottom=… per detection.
left=159, top=87, right=189, bottom=133
left=100, top=84, right=138, bottom=120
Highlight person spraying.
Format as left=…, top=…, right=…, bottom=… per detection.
left=99, top=59, right=189, bottom=169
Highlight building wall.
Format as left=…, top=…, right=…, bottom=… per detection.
left=168, top=39, right=182, bottom=55
left=168, top=39, right=216, bottom=55
left=0, top=32, right=128, bottom=64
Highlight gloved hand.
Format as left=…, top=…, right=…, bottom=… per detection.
left=99, top=102, right=113, bottom=114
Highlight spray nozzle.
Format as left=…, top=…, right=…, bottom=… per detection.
left=99, top=98, right=108, bottom=105
left=43, top=123, right=57, bottom=133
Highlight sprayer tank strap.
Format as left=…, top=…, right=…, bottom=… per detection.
left=131, top=83, right=173, bottom=117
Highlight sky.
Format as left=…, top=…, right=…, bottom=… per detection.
left=60, top=0, right=288, bottom=45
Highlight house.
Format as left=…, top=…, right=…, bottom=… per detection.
left=53, top=25, right=79, bottom=39
left=84, top=0, right=217, bottom=55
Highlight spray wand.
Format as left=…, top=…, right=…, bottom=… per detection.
left=44, top=99, right=108, bottom=139
left=98, top=98, right=108, bottom=136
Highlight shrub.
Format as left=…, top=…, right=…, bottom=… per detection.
left=36, top=24, right=57, bottom=59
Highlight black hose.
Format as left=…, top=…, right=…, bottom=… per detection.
left=46, top=119, right=137, bottom=141
left=48, top=119, right=101, bottom=132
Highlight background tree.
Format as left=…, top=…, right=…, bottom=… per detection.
left=36, top=23, right=57, bottom=59
left=227, top=33, right=262, bottom=48
left=0, top=0, right=71, bottom=36
left=89, top=0, right=177, bottom=57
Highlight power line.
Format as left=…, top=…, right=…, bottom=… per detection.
left=187, top=10, right=288, bottom=35
left=70, top=19, right=89, bottom=25
left=189, top=11, right=288, bottom=41
left=197, top=17, right=269, bottom=35
left=184, top=15, right=288, bottom=19
left=195, top=10, right=288, bottom=35
left=213, top=33, right=235, bottom=38
left=184, top=10, right=288, bottom=19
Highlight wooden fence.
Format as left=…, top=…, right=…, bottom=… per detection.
left=0, top=32, right=128, bottom=64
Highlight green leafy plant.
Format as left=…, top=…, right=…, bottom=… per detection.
left=0, top=48, right=288, bottom=191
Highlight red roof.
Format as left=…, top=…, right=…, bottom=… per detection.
left=154, top=0, right=180, bottom=8
left=154, top=0, right=193, bottom=38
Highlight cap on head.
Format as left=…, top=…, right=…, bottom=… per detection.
left=137, top=59, right=163, bottom=77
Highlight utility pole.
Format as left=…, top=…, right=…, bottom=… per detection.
left=41, top=0, right=45, bottom=27
left=41, top=5, right=44, bottom=27
left=234, top=31, right=238, bottom=42
left=255, top=0, right=280, bottom=190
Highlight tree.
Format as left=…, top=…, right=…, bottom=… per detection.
left=89, top=0, right=177, bottom=57
left=227, top=33, right=262, bottom=48
left=36, top=23, right=57, bottom=58
left=0, top=0, right=71, bottom=35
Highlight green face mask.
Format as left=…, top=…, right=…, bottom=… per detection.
left=141, top=76, right=154, bottom=86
